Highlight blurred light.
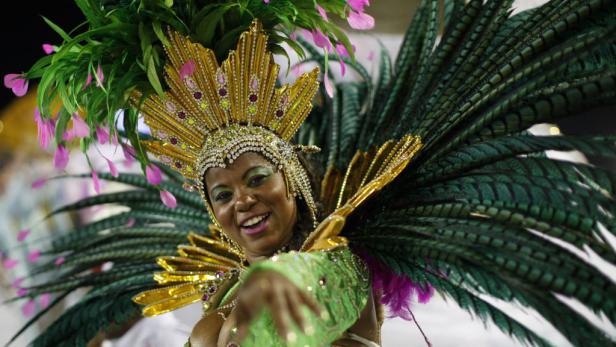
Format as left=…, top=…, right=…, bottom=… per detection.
left=549, top=126, right=561, bottom=135
left=0, top=120, right=4, bottom=134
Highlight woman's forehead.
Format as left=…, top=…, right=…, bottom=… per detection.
left=204, top=152, right=273, bottom=183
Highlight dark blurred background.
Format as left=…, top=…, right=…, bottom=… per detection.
left=1, top=2, right=82, bottom=108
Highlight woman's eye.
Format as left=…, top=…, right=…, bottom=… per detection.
left=214, top=191, right=232, bottom=202
left=248, top=175, right=267, bottom=187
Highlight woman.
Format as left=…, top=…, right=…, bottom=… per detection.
left=8, top=1, right=616, bottom=347
left=189, top=151, right=380, bottom=347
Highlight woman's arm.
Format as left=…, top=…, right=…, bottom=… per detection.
left=219, top=247, right=371, bottom=347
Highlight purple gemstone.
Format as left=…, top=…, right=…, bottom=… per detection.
left=216, top=271, right=225, bottom=278
left=208, top=285, right=217, bottom=294
left=218, top=88, right=227, bottom=97
left=249, top=94, right=258, bottom=102
left=178, top=111, right=186, bottom=119
left=193, top=92, right=202, bottom=99
left=175, top=162, right=183, bottom=169
left=170, top=137, right=178, bottom=145
left=275, top=110, right=284, bottom=118
left=201, top=294, right=209, bottom=301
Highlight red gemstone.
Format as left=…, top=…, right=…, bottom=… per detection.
left=249, top=94, right=258, bottom=102
left=194, top=92, right=202, bottom=99
left=219, top=88, right=227, bottom=97
left=170, top=137, right=178, bottom=145
left=201, top=294, right=209, bottom=301
left=178, top=111, right=186, bottom=119
left=275, top=110, right=284, bottom=118
left=175, top=162, right=182, bottom=169
left=208, top=285, right=217, bottom=294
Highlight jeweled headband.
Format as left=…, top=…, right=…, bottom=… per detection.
left=134, top=19, right=320, bottom=226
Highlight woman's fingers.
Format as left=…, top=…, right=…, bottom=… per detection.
left=297, top=285, right=324, bottom=317
left=270, top=286, right=292, bottom=341
left=286, top=289, right=308, bottom=333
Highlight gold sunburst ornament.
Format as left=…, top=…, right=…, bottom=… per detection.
left=134, top=19, right=321, bottom=227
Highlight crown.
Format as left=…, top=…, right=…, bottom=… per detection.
left=134, top=19, right=321, bottom=225
left=135, top=20, right=319, bottom=181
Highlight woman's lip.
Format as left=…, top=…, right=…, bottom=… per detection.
left=240, top=214, right=270, bottom=235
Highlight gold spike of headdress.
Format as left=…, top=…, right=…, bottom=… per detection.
left=134, top=19, right=320, bottom=226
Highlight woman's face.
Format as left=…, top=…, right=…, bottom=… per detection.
left=204, top=152, right=297, bottom=261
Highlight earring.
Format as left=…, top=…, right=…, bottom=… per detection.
left=221, top=231, right=247, bottom=266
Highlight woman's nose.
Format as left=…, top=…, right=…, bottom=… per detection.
left=235, top=189, right=257, bottom=211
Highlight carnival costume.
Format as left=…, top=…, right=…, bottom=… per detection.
left=5, top=0, right=616, bottom=346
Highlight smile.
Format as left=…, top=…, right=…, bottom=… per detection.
left=239, top=213, right=270, bottom=235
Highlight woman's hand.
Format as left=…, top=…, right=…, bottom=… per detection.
left=220, top=270, right=323, bottom=345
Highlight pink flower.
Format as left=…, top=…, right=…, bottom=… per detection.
left=54, top=257, right=65, bottom=266
left=32, top=178, right=47, bottom=189
left=96, top=64, right=104, bottom=87
left=27, top=250, right=41, bottom=263
left=17, top=229, right=30, bottom=242
left=111, top=131, right=119, bottom=146
left=146, top=164, right=162, bottom=185
left=62, top=129, right=75, bottom=141
left=106, top=159, right=119, bottom=178
left=54, top=145, right=69, bottom=170
left=3, top=258, right=18, bottom=269
left=92, top=171, right=101, bottom=194
left=4, top=73, right=29, bottom=97
left=11, top=277, right=24, bottom=289
left=180, top=60, right=195, bottom=80
left=368, top=50, right=376, bottom=61
left=301, top=29, right=313, bottom=42
left=324, top=73, right=334, bottom=98
left=290, top=32, right=298, bottom=40
left=22, top=299, right=36, bottom=317
left=71, top=114, right=90, bottom=138
left=42, top=43, right=55, bottom=54
left=39, top=293, right=51, bottom=309
left=96, top=126, right=110, bottom=144
left=335, top=44, right=349, bottom=76
left=122, top=144, right=137, bottom=163
left=126, top=217, right=136, bottom=228
left=348, top=0, right=369, bottom=12
left=316, top=5, right=329, bottom=21
left=263, top=0, right=269, bottom=3
left=160, top=190, right=177, bottom=208
left=84, top=72, right=93, bottom=89
left=348, top=10, right=375, bottom=30
left=292, top=64, right=303, bottom=77
left=311, top=29, right=332, bottom=51
left=34, top=107, right=55, bottom=149
left=17, top=288, right=28, bottom=297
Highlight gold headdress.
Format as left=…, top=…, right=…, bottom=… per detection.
left=136, top=20, right=320, bottom=225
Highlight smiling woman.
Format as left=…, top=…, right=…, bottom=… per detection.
left=205, top=152, right=299, bottom=263
left=8, top=1, right=616, bottom=347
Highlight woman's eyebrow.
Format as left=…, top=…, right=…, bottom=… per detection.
left=209, top=183, right=227, bottom=194
left=242, top=166, right=270, bottom=180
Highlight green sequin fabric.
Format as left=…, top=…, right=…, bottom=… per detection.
left=235, top=247, right=370, bottom=347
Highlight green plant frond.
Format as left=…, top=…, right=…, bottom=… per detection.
left=412, top=0, right=514, bottom=136
left=420, top=25, right=614, bottom=153
left=30, top=291, right=142, bottom=347
left=48, top=213, right=135, bottom=254
left=48, top=190, right=160, bottom=216
left=413, top=135, right=616, bottom=187
left=422, top=272, right=554, bottom=347
left=428, top=69, right=616, bottom=160
left=358, top=224, right=616, bottom=327
left=360, top=1, right=430, bottom=149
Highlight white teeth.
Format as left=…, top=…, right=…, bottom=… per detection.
left=241, top=214, right=268, bottom=227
